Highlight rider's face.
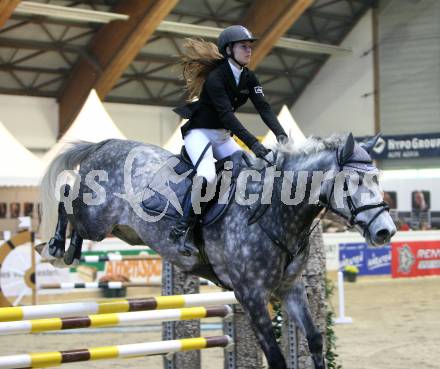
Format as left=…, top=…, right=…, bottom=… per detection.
left=230, top=41, right=252, bottom=65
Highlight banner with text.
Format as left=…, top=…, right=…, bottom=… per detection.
left=339, top=243, right=391, bottom=275
left=358, top=133, right=440, bottom=159
left=391, top=240, right=440, bottom=278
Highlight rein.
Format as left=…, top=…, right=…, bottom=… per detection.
left=252, top=147, right=390, bottom=266
left=249, top=151, right=325, bottom=266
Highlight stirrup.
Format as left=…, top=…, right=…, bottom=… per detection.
left=168, top=227, right=186, bottom=243
left=169, top=228, right=199, bottom=257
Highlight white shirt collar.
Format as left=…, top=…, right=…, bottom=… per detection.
left=228, top=59, right=243, bottom=85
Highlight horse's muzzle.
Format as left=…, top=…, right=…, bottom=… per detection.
left=372, top=227, right=396, bottom=245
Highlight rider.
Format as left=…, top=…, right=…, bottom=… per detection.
left=169, top=25, right=288, bottom=255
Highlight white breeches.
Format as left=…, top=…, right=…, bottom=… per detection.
left=184, top=128, right=242, bottom=184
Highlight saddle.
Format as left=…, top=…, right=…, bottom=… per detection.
left=141, top=146, right=249, bottom=226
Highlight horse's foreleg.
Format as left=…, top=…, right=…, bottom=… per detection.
left=276, top=281, right=325, bottom=369
left=48, top=201, right=68, bottom=258
left=233, top=288, right=287, bottom=369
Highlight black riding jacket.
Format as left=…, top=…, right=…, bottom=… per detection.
left=175, top=59, right=286, bottom=149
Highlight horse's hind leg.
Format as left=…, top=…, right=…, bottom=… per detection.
left=232, top=287, right=287, bottom=369
left=48, top=200, right=68, bottom=258
left=276, top=281, right=325, bottom=369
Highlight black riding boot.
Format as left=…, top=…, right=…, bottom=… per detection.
left=168, top=192, right=198, bottom=256
left=168, top=177, right=209, bottom=256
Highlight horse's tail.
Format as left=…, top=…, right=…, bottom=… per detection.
left=40, top=141, right=104, bottom=241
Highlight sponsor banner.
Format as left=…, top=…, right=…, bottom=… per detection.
left=365, top=247, right=392, bottom=275
left=391, top=240, right=440, bottom=278
left=339, top=243, right=364, bottom=271
left=358, top=133, right=440, bottom=159
left=38, top=249, right=162, bottom=296
left=78, top=249, right=161, bottom=282
left=339, top=243, right=391, bottom=275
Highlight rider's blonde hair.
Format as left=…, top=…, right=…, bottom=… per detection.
left=180, top=38, right=223, bottom=100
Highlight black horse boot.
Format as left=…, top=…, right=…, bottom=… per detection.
left=48, top=185, right=71, bottom=258
left=63, top=231, right=84, bottom=266
left=47, top=205, right=67, bottom=258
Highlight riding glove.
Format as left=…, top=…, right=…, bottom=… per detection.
left=277, top=134, right=288, bottom=144
left=251, top=142, right=270, bottom=158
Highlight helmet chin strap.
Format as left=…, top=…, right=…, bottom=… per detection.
left=227, top=43, right=246, bottom=68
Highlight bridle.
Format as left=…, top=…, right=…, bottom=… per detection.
left=318, top=148, right=389, bottom=237
left=252, top=145, right=390, bottom=266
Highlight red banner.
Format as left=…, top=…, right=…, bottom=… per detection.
left=391, top=240, right=440, bottom=278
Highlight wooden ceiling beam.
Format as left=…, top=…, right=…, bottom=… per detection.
left=242, top=0, right=313, bottom=69
left=58, top=0, right=177, bottom=136
left=0, top=0, right=21, bottom=28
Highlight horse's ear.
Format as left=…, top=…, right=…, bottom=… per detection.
left=340, top=133, right=355, bottom=163
left=360, top=132, right=381, bottom=154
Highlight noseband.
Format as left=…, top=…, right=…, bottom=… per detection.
left=319, top=148, right=389, bottom=237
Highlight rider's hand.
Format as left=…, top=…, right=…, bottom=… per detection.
left=277, top=134, right=288, bottom=144
left=251, top=141, right=270, bottom=158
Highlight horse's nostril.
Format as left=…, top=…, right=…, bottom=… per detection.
left=376, top=229, right=390, bottom=242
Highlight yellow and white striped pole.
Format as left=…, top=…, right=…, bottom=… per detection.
left=0, top=335, right=233, bottom=368
left=0, top=291, right=237, bottom=322
left=0, top=305, right=232, bottom=335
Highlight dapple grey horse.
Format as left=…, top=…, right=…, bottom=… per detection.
left=39, top=133, right=396, bottom=369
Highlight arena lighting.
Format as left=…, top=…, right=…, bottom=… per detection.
left=14, top=2, right=351, bottom=56
left=14, top=1, right=129, bottom=23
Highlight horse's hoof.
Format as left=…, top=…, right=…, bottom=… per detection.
left=63, top=246, right=78, bottom=265
left=48, top=238, right=65, bottom=258
left=65, top=258, right=80, bottom=267
left=312, top=356, right=326, bottom=369
left=51, top=258, right=77, bottom=268
left=63, top=254, right=75, bottom=265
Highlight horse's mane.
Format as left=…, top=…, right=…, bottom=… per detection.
left=274, top=133, right=348, bottom=159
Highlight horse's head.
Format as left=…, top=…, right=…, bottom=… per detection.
left=320, top=133, right=396, bottom=246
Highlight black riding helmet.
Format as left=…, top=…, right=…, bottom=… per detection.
left=217, top=25, right=257, bottom=66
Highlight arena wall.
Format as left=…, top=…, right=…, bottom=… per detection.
left=291, top=10, right=375, bottom=137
